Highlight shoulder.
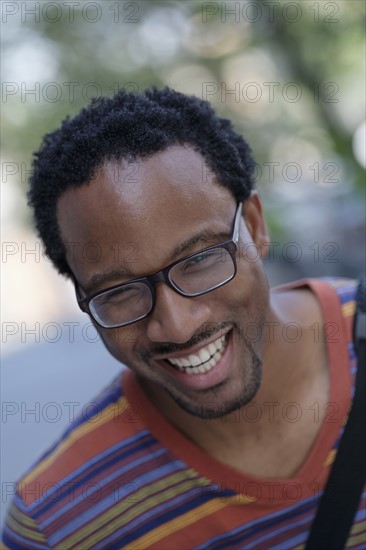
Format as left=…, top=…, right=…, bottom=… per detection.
left=7, top=374, right=154, bottom=507
left=272, top=276, right=358, bottom=324
left=2, top=373, right=162, bottom=548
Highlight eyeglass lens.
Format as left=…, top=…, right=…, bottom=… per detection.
left=89, top=247, right=235, bottom=328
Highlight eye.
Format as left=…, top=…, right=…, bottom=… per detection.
left=181, top=250, right=223, bottom=273
left=186, top=253, right=207, bottom=266
left=108, top=287, right=132, bottom=298
left=94, top=285, right=137, bottom=308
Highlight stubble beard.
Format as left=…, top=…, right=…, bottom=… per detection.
left=159, top=334, right=263, bottom=420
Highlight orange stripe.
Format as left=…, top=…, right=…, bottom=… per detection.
left=123, top=495, right=254, bottom=549
left=23, top=396, right=129, bottom=485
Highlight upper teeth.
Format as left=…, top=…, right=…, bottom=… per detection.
left=167, top=335, right=225, bottom=369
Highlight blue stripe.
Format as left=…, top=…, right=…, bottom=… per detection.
left=27, top=430, right=150, bottom=512
left=243, top=511, right=311, bottom=549
left=271, top=530, right=308, bottom=550
left=197, top=496, right=317, bottom=550
left=199, top=483, right=365, bottom=550
left=47, top=459, right=193, bottom=546
left=19, top=377, right=124, bottom=477
left=99, top=492, right=222, bottom=550
left=61, top=376, right=123, bottom=435
left=41, top=450, right=189, bottom=527
left=33, top=434, right=159, bottom=518
left=39, top=447, right=173, bottom=530
left=93, top=486, right=206, bottom=550
left=2, top=526, right=50, bottom=550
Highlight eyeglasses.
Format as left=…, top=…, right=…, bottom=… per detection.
left=75, top=202, right=243, bottom=329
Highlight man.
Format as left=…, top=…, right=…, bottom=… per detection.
left=2, top=88, right=363, bottom=549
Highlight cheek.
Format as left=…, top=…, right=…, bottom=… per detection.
left=227, top=255, right=269, bottom=316
left=98, top=326, right=140, bottom=364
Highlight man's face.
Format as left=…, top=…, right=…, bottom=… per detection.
left=57, top=145, right=270, bottom=418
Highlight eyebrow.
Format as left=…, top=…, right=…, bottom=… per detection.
left=83, top=228, right=231, bottom=295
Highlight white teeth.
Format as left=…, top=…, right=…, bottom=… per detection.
left=198, top=348, right=211, bottom=363
left=166, top=333, right=228, bottom=374
left=187, top=354, right=201, bottom=367
left=213, top=350, right=222, bottom=362
left=208, top=343, right=217, bottom=355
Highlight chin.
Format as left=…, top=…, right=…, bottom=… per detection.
left=164, top=354, right=262, bottom=420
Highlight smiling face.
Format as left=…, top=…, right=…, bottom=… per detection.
left=57, top=145, right=270, bottom=418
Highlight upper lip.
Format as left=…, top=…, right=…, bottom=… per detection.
left=153, top=328, right=231, bottom=362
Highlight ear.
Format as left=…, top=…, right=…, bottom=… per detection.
left=242, top=190, right=270, bottom=258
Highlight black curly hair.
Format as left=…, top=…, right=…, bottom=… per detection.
left=29, top=87, right=256, bottom=276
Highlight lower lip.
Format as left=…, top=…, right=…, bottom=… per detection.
left=158, top=330, right=233, bottom=390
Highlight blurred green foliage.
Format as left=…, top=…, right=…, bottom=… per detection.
left=2, top=0, right=365, bottom=276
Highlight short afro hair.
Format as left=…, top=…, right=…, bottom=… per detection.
left=29, top=86, right=256, bottom=276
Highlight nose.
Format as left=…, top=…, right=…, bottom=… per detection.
left=145, top=283, right=211, bottom=343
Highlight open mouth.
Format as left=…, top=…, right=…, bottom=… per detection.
left=164, top=333, right=228, bottom=375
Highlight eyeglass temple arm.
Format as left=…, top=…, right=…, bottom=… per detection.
left=232, top=202, right=243, bottom=244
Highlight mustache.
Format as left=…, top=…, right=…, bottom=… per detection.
left=142, top=321, right=234, bottom=360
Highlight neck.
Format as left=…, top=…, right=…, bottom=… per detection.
left=140, top=287, right=329, bottom=477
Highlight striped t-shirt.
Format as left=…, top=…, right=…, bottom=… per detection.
left=2, top=278, right=365, bottom=549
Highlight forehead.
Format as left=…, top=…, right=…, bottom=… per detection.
left=57, top=145, right=235, bottom=282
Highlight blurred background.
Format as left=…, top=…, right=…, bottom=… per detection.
left=1, top=0, right=365, bottom=524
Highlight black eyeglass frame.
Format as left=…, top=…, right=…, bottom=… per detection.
left=74, top=202, right=243, bottom=329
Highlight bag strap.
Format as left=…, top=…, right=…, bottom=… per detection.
left=305, top=276, right=366, bottom=550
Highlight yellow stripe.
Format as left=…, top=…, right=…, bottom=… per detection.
left=67, top=472, right=255, bottom=550
left=348, top=519, right=366, bottom=536
left=6, top=513, right=47, bottom=543
left=228, top=493, right=256, bottom=505
left=9, top=504, right=36, bottom=528
left=123, top=497, right=242, bottom=549
left=63, top=471, right=210, bottom=549
left=23, top=397, right=129, bottom=484
left=73, top=479, right=203, bottom=549
left=324, top=448, right=337, bottom=467
left=346, top=527, right=366, bottom=547
left=342, top=300, right=356, bottom=318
